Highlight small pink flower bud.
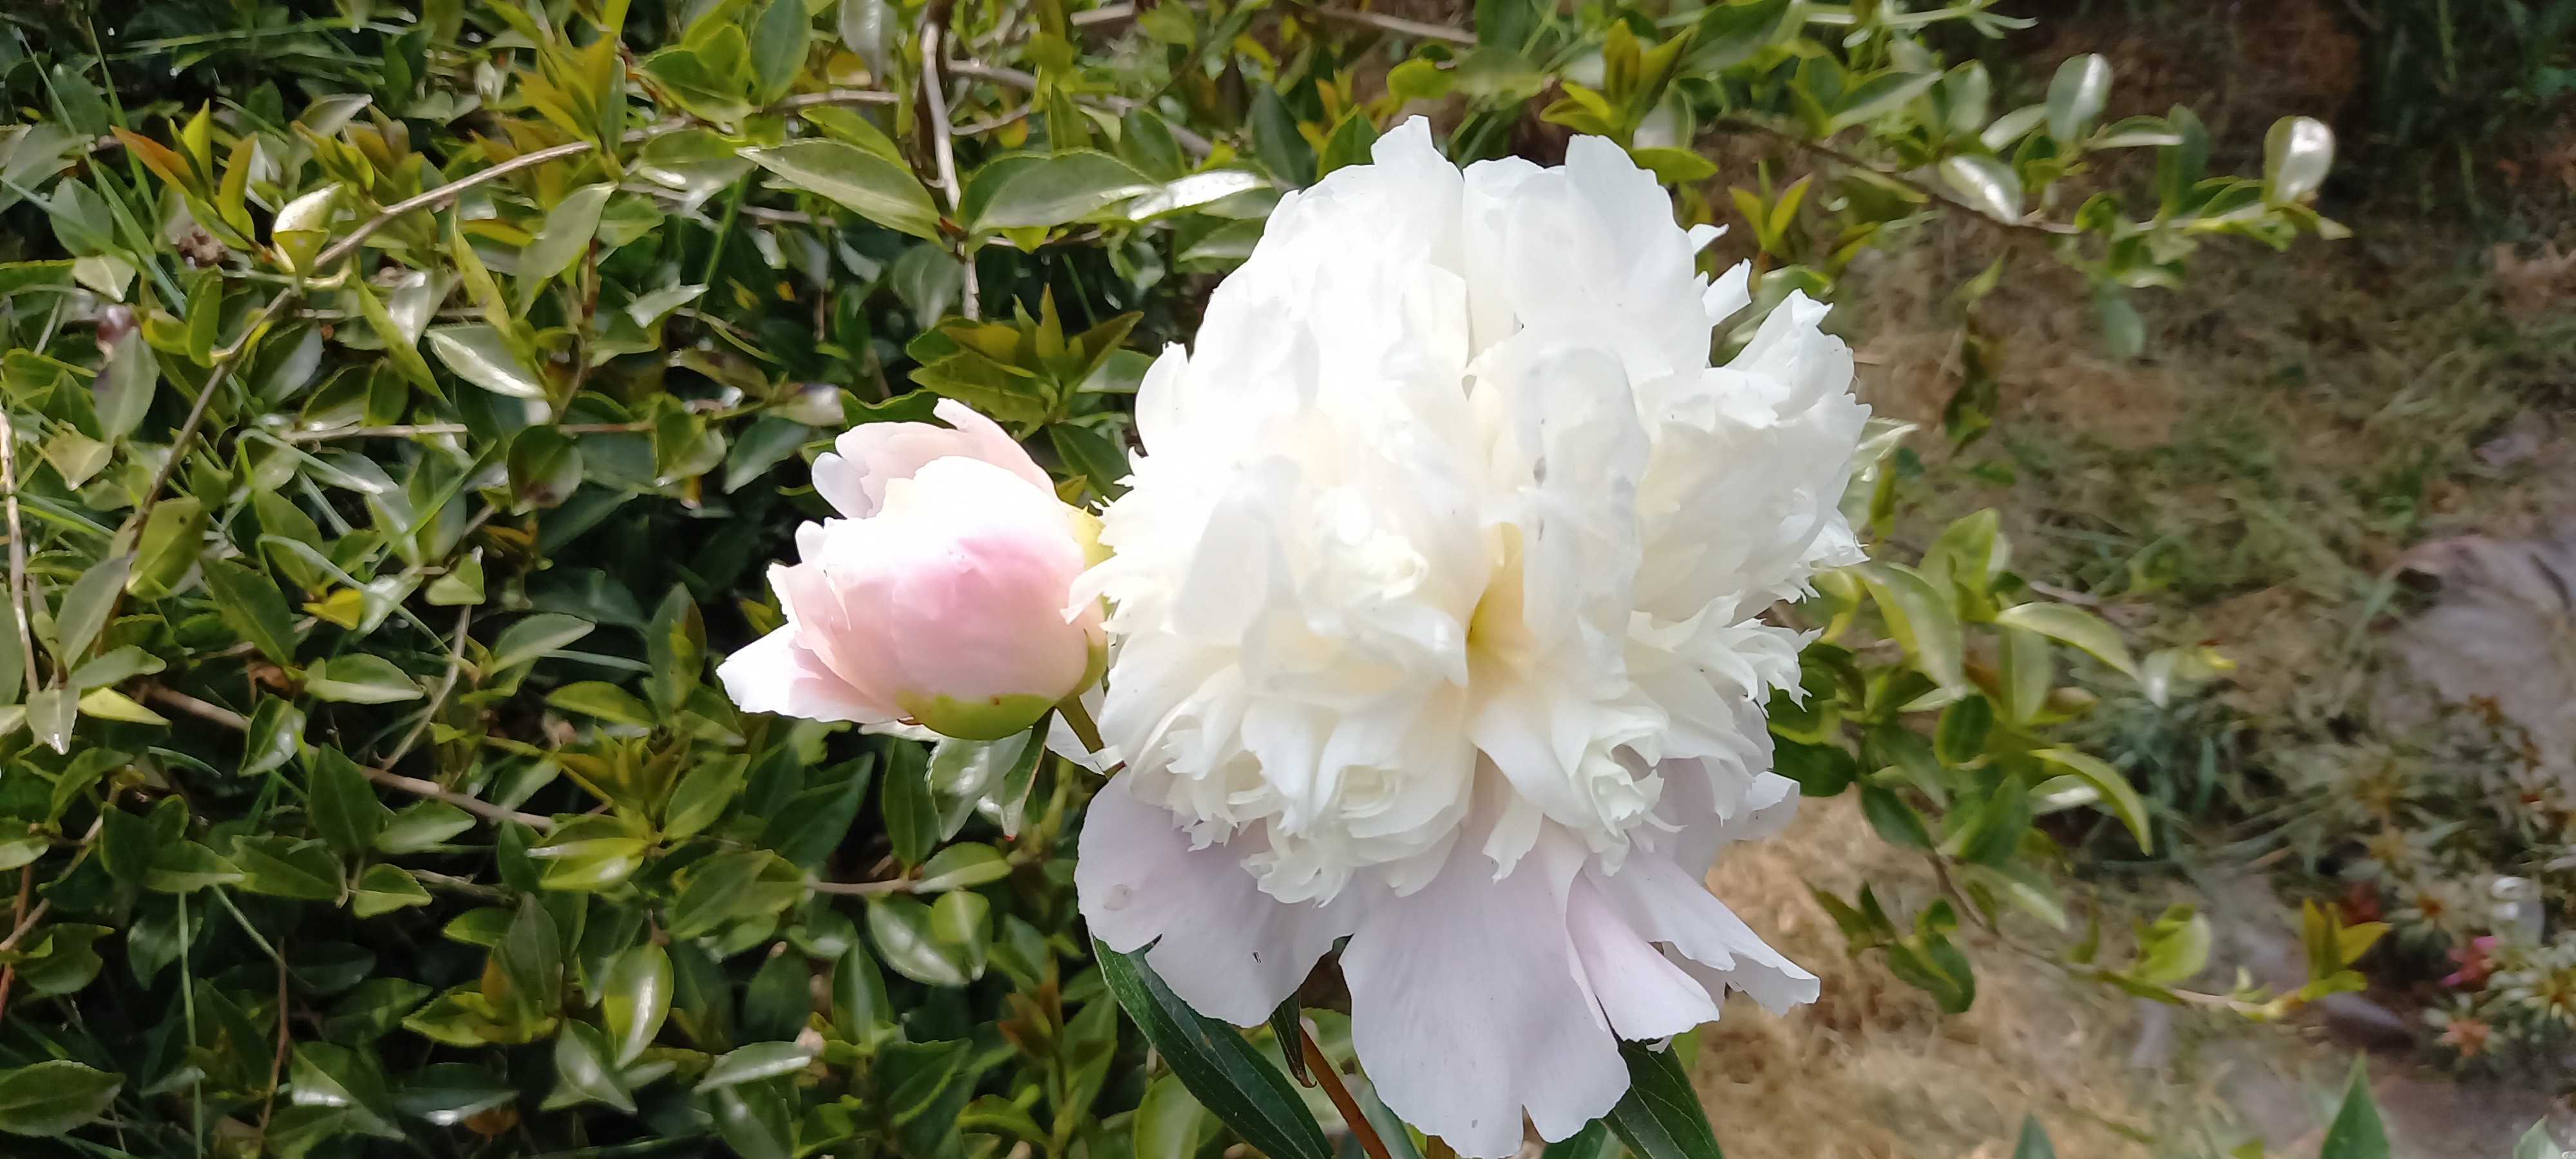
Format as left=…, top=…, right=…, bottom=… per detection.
left=719, top=401, right=1104, bottom=740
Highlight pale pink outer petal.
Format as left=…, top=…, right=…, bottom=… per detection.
left=1564, top=871, right=1721, bottom=1040
left=712, top=620, right=896, bottom=724
left=1587, top=852, right=1819, bottom=1015
left=877, top=458, right=1099, bottom=703
left=1075, top=780, right=1356, bottom=1025
left=772, top=551, right=907, bottom=713
left=1341, top=828, right=1625, bottom=1158
left=811, top=399, right=1054, bottom=518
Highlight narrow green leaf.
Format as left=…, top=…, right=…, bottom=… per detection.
left=1095, top=941, right=1333, bottom=1159
left=743, top=140, right=942, bottom=240
left=0, top=1060, right=122, bottom=1136
left=199, top=557, right=301, bottom=666
left=2033, top=748, right=2152, bottom=853
left=1605, top=1040, right=1721, bottom=1159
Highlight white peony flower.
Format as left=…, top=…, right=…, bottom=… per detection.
left=1072, top=120, right=1870, bottom=1155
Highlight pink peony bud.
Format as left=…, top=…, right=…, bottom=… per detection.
left=718, top=401, right=1105, bottom=740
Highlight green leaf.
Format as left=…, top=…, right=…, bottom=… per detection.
left=520, top=183, right=616, bottom=288
left=2044, top=54, right=2110, bottom=142
left=867, top=895, right=976, bottom=987
left=2318, top=1062, right=2389, bottom=1159
left=15, top=925, right=108, bottom=995
left=963, top=151, right=1157, bottom=234
left=1315, top=113, right=1380, bottom=180
left=1135, top=1072, right=1214, bottom=1159
left=1933, top=695, right=1993, bottom=766
left=305, top=654, right=421, bottom=704
left=309, top=748, right=393, bottom=856
left=601, top=944, right=674, bottom=1066
left=231, top=835, right=343, bottom=899
left=1850, top=561, right=1965, bottom=692
left=1938, top=155, right=2023, bottom=223
left=126, top=495, right=207, bottom=600
left=914, top=843, right=1011, bottom=892
left=527, top=816, right=648, bottom=892
left=490, top=612, right=597, bottom=671
left=547, top=681, right=657, bottom=727
left=2033, top=748, right=2152, bottom=853
left=2013, top=1115, right=2056, bottom=1159
left=832, top=942, right=893, bottom=1041
left=200, top=557, right=301, bottom=666
left=1994, top=602, right=2137, bottom=680
left=2515, top=1122, right=2564, bottom=1159
left=698, top=1041, right=817, bottom=1090
left=667, top=849, right=802, bottom=939
left=1604, top=1040, right=1721, bottom=1159
left=743, top=140, right=942, bottom=240
left=1095, top=942, right=1333, bottom=1159
left=145, top=840, right=243, bottom=892
left=351, top=863, right=433, bottom=917
left=550, top=1020, right=636, bottom=1113
left=883, top=740, right=936, bottom=868
left=746, top=0, right=810, bottom=104
left=51, top=554, right=130, bottom=665
left=377, top=800, right=475, bottom=853
left=0, top=1060, right=122, bottom=1136
left=508, top=426, right=585, bottom=512
left=427, top=324, right=547, bottom=399
left=2263, top=116, right=2334, bottom=206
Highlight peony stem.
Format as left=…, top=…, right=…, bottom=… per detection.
left=1300, top=1027, right=1395, bottom=1159
left=1057, top=695, right=1104, bottom=754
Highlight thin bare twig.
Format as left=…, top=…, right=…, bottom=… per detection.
left=808, top=878, right=920, bottom=896
left=0, top=410, right=42, bottom=696
left=0, top=867, right=32, bottom=1031
left=1709, top=115, right=2085, bottom=237
left=942, top=61, right=1213, bottom=156
left=1301, top=1028, right=1396, bottom=1159
left=312, top=139, right=599, bottom=270
left=1306, top=6, right=1475, bottom=44
left=382, top=603, right=472, bottom=768
left=773, top=88, right=903, bottom=110
left=920, top=23, right=981, bottom=319
left=141, top=686, right=556, bottom=829
left=142, top=685, right=249, bottom=730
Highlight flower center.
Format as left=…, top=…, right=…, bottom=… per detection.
left=1466, top=523, right=1539, bottom=677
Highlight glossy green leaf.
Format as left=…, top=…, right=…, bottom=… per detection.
left=305, top=654, right=422, bottom=703
left=520, top=182, right=616, bottom=287
left=1096, top=942, right=1332, bottom=1159
left=2034, top=748, right=2153, bottom=853
left=1850, top=561, right=1966, bottom=692
left=601, top=944, right=673, bottom=1066
left=743, top=140, right=942, bottom=240
left=200, top=558, right=301, bottom=667
left=963, top=150, right=1157, bottom=234
left=352, top=863, right=433, bottom=917
left=1604, top=1041, right=1721, bottom=1159
left=550, top=1020, right=636, bottom=1113
left=699, top=1041, right=817, bottom=1090
left=309, top=748, right=392, bottom=856
left=0, top=1060, right=122, bottom=1136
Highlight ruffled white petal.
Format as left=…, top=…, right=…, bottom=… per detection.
left=1341, top=820, right=1624, bottom=1158
left=1075, top=779, right=1355, bottom=1024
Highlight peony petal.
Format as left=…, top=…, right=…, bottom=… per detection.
left=1589, top=852, right=1818, bottom=1015
left=1075, top=780, right=1356, bottom=1025
left=715, top=620, right=895, bottom=724
left=1566, top=870, right=1719, bottom=1039
left=812, top=399, right=1054, bottom=518
left=1341, top=824, right=1625, bottom=1158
